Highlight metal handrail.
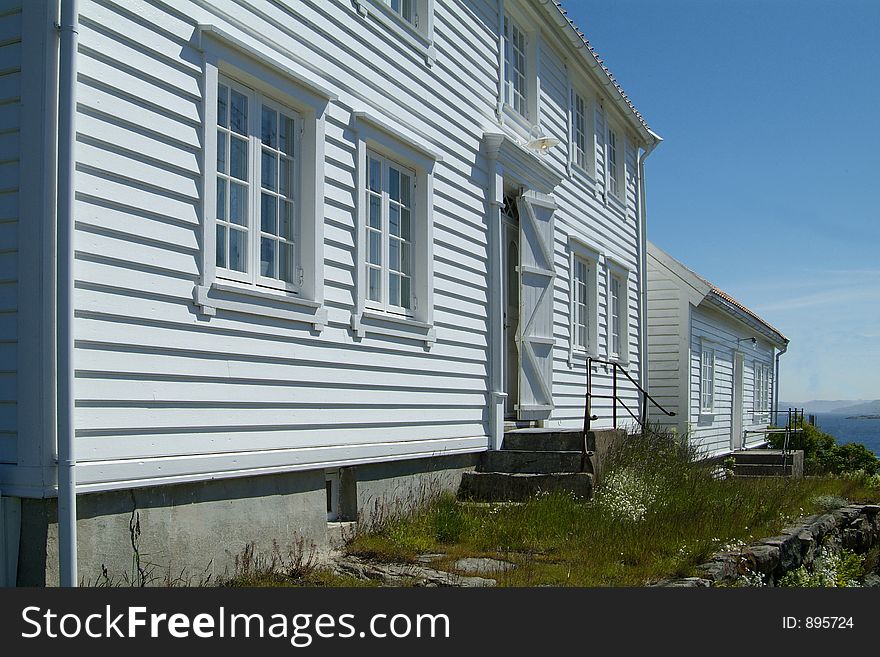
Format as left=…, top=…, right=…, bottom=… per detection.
left=583, top=355, right=676, bottom=433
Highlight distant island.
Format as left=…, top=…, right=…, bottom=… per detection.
left=781, top=399, right=880, bottom=415
left=846, top=415, right=880, bottom=420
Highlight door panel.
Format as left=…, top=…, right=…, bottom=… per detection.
left=516, top=191, right=556, bottom=420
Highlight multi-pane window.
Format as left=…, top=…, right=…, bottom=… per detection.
left=504, top=15, right=528, bottom=118
left=216, top=77, right=300, bottom=289
left=609, top=275, right=621, bottom=358
left=755, top=363, right=770, bottom=417
left=573, top=257, right=590, bottom=350
left=701, top=346, right=715, bottom=412
left=607, top=127, right=620, bottom=198
left=366, top=152, right=415, bottom=313
left=572, top=90, right=588, bottom=171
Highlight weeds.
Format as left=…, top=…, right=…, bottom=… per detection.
left=345, top=426, right=880, bottom=586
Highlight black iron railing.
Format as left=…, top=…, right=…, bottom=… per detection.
left=584, top=356, right=676, bottom=433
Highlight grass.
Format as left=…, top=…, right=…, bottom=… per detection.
left=344, top=431, right=880, bottom=587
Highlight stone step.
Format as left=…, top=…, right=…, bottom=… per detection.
left=478, top=449, right=591, bottom=474
left=502, top=427, right=625, bottom=452
left=502, top=428, right=586, bottom=452
left=732, top=450, right=795, bottom=465
left=458, top=471, right=593, bottom=502
left=733, top=463, right=796, bottom=477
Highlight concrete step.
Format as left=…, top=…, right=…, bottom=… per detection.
left=478, top=449, right=591, bottom=474
left=733, top=463, right=796, bottom=477
left=458, top=471, right=593, bottom=503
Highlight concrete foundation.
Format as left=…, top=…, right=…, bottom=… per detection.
left=14, top=452, right=479, bottom=586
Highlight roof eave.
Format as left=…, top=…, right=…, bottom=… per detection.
left=538, top=1, right=660, bottom=148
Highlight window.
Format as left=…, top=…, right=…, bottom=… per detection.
left=607, top=127, right=620, bottom=199
left=365, top=152, right=415, bottom=314
left=754, top=362, right=770, bottom=420
left=352, top=111, right=439, bottom=347
left=700, top=346, right=715, bottom=413
left=572, top=257, right=590, bottom=350
left=503, top=14, right=528, bottom=119
left=195, top=26, right=332, bottom=331
left=568, top=237, right=599, bottom=362
left=215, top=76, right=301, bottom=291
left=358, top=1, right=436, bottom=65
left=609, top=275, right=621, bottom=358
left=571, top=89, right=590, bottom=173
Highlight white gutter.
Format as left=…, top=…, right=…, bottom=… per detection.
left=637, top=131, right=662, bottom=419
left=57, top=0, right=79, bottom=587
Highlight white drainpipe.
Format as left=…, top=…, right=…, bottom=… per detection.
left=57, top=0, right=79, bottom=587
left=637, top=131, right=661, bottom=417
left=773, top=342, right=788, bottom=426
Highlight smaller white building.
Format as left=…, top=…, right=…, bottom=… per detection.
left=646, top=242, right=788, bottom=457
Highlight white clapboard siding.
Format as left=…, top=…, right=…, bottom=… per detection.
left=531, top=36, right=644, bottom=430
left=0, top=2, right=20, bottom=465
left=646, top=252, right=682, bottom=431
left=0, top=0, right=656, bottom=493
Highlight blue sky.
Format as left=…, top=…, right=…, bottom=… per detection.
left=564, top=0, right=880, bottom=401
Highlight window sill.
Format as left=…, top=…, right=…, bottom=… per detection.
left=354, top=1, right=436, bottom=66
left=193, top=281, right=327, bottom=331
left=352, top=310, right=435, bottom=349
left=606, top=191, right=627, bottom=216
left=568, top=346, right=599, bottom=367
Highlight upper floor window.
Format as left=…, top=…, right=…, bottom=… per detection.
left=215, top=77, right=301, bottom=291
left=503, top=14, right=529, bottom=119
left=365, top=152, right=415, bottom=314
left=700, top=345, right=715, bottom=413
left=607, top=127, right=620, bottom=199
left=571, top=89, right=591, bottom=174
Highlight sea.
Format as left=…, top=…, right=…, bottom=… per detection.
left=810, top=413, right=880, bottom=457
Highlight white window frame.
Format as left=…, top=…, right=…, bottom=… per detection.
left=364, top=151, right=417, bottom=317
left=352, top=111, right=440, bottom=348
left=606, top=124, right=624, bottom=203
left=606, top=259, right=631, bottom=365
left=195, top=27, right=333, bottom=331
left=356, top=0, right=436, bottom=65
left=214, top=76, right=302, bottom=293
left=567, top=236, right=600, bottom=364
left=753, top=361, right=771, bottom=422
left=499, top=3, right=539, bottom=134
left=570, top=86, right=596, bottom=179
left=700, top=342, right=716, bottom=414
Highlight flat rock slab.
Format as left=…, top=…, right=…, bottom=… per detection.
left=452, top=557, right=515, bottom=574
left=332, top=556, right=495, bottom=587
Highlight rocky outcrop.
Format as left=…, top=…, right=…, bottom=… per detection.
left=654, top=504, right=880, bottom=587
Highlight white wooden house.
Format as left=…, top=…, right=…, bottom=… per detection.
left=0, top=0, right=660, bottom=585
left=646, top=242, right=788, bottom=457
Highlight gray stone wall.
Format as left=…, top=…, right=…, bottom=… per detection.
left=655, top=504, right=880, bottom=587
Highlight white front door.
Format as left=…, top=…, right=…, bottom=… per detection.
left=516, top=191, right=556, bottom=420
left=732, top=352, right=744, bottom=450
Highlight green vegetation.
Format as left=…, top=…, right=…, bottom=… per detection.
left=344, top=429, right=880, bottom=586
left=777, top=546, right=867, bottom=588
left=768, top=420, right=880, bottom=477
